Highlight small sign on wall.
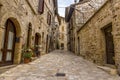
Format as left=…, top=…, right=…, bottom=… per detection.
left=15, top=37, right=20, bottom=43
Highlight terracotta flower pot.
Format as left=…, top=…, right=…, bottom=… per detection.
left=24, top=58, right=31, bottom=63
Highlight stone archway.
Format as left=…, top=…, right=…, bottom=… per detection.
left=77, top=37, right=80, bottom=55
left=34, top=33, right=41, bottom=57
left=35, top=33, right=41, bottom=46
left=0, top=13, right=22, bottom=65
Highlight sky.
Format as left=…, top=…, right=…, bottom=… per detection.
left=58, top=0, right=79, bottom=17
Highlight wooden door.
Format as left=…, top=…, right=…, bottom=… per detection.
left=34, top=33, right=40, bottom=56
left=35, top=34, right=39, bottom=46
left=78, top=37, right=80, bottom=55
left=104, top=26, right=115, bottom=65
left=46, top=35, right=48, bottom=53
left=61, top=43, right=64, bottom=50
left=0, top=20, right=16, bottom=66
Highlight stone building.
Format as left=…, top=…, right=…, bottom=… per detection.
left=0, top=0, right=58, bottom=66
left=66, top=0, right=120, bottom=70
left=77, top=0, right=119, bottom=66
left=38, top=0, right=58, bottom=54
left=50, top=14, right=60, bottom=50
left=66, top=0, right=107, bottom=54
left=58, top=17, right=68, bottom=50
left=65, top=4, right=76, bottom=53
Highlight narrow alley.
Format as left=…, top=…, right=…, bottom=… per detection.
left=0, top=50, right=119, bottom=80
left=1, top=0, right=120, bottom=80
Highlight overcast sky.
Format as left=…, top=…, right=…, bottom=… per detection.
left=58, top=0, right=79, bottom=17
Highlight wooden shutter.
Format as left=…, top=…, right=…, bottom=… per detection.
left=49, top=14, right=51, bottom=25
left=47, top=12, right=51, bottom=25
left=38, top=0, right=44, bottom=14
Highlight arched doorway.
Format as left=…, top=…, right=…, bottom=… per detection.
left=0, top=13, right=22, bottom=66
left=35, top=33, right=41, bottom=47
left=34, top=33, right=41, bottom=57
left=0, top=19, right=16, bottom=66
left=78, top=37, right=80, bottom=55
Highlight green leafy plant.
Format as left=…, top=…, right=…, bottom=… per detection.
left=23, top=49, right=33, bottom=59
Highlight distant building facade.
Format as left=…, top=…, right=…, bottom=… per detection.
left=58, top=17, right=68, bottom=50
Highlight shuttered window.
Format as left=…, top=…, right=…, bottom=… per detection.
left=38, top=0, right=44, bottom=14
left=47, top=12, right=51, bottom=25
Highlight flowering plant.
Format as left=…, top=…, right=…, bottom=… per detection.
left=23, top=48, right=33, bottom=59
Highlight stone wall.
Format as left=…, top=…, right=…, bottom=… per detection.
left=75, top=0, right=107, bottom=30
left=77, top=0, right=113, bottom=65
left=0, top=0, right=40, bottom=64
left=0, top=0, right=56, bottom=64
left=112, top=0, right=120, bottom=67
left=39, top=0, right=55, bottom=54
left=53, top=15, right=60, bottom=50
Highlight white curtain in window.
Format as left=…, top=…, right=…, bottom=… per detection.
left=7, top=31, right=14, bottom=49
left=6, top=52, right=12, bottom=61
left=6, top=31, right=14, bottom=61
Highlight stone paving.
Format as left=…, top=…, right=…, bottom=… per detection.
left=0, top=50, right=120, bottom=80
left=0, top=65, right=16, bottom=74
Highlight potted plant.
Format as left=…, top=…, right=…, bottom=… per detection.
left=30, top=46, right=36, bottom=57
left=23, top=48, right=33, bottom=63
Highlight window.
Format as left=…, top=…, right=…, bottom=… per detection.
left=38, top=0, right=44, bottom=14
left=47, top=12, right=51, bottom=25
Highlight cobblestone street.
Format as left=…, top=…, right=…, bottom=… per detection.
left=0, top=50, right=120, bottom=80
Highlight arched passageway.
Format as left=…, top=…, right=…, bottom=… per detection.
left=34, top=33, right=41, bottom=57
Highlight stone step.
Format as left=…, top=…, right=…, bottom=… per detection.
left=0, top=65, right=17, bottom=74
left=0, top=65, right=16, bottom=70
left=97, top=66, right=118, bottom=75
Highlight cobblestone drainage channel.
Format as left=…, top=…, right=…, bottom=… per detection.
left=55, top=73, right=66, bottom=77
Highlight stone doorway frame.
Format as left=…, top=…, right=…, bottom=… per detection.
left=0, top=12, right=22, bottom=65
left=34, top=33, right=41, bottom=56
left=101, top=23, right=115, bottom=66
